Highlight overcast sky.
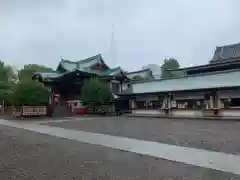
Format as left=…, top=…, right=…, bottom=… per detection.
left=1, top=0, right=240, bottom=71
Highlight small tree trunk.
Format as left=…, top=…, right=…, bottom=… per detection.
left=1, top=100, right=4, bottom=116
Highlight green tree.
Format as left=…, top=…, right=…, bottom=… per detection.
left=0, top=61, right=14, bottom=82
left=9, top=64, right=53, bottom=106
left=0, top=61, right=16, bottom=104
left=81, top=78, right=113, bottom=106
left=161, top=58, right=180, bottom=78
left=10, top=80, right=50, bottom=106
left=0, top=82, right=13, bottom=104
left=18, top=64, right=53, bottom=82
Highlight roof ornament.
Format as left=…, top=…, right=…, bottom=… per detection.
left=60, top=56, right=65, bottom=61
left=219, top=47, right=224, bottom=59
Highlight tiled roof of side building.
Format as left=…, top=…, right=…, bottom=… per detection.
left=126, top=69, right=154, bottom=79
left=119, top=69, right=240, bottom=95
left=211, top=42, right=240, bottom=62
left=168, top=58, right=240, bottom=73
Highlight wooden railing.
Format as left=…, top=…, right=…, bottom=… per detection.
left=87, top=105, right=112, bottom=115
left=12, top=106, right=47, bottom=117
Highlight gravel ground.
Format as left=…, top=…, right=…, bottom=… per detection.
left=45, top=117, right=240, bottom=154
left=0, top=125, right=239, bottom=180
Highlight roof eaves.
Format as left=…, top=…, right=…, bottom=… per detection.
left=33, top=71, right=64, bottom=80
left=169, top=58, right=240, bottom=72
left=126, top=68, right=151, bottom=75
left=108, top=67, right=122, bottom=75
left=132, top=68, right=240, bottom=85
left=117, top=86, right=133, bottom=95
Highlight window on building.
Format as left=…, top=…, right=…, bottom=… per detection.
left=221, top=98, right=240, bottom=108
left=135, top=101, right=145, bottom=109
left=135, top=100, right=163, bottom=109
left=231, top=98, right=240, bottom=107
left=176, top=99, right=204, bottom=109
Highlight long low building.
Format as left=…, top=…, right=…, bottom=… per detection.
left=119, top=42, right=240, bottom=117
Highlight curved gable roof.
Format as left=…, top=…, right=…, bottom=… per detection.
left=211, top=42, right=240, bottom=62
left=35, top=54, right=128, bottom=81
left=57, top=54, right=110, bottom=72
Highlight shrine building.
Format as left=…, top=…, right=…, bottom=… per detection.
left=33, top=54, right=131, bottom=115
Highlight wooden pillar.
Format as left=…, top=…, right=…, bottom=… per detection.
left=109, top=82, right=112, bottom=90
left=211, top=89, right=219, bottom=109
left=217, top=90, right=222, bottom=108
left=210, top=95, right=213, bottom=109
left=162, top=93, right=168, bottom=108
left=204, top=93, right=211, bottom=109
left=162, top=93, right=170, bottom=116
left=118, top=82, right=122, bottom=93
left=214, top=90, right=218, bottom=109
left=204, top=90, right=219, bottom=116
left=131, top=99, right=136, bottom=109
left=168, top=92, right=174, bottom=116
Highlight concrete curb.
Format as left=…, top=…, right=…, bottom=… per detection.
left=126, top=114, right=240, bottom=121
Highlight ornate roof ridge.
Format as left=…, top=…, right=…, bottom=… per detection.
left=60, top=54, right=102, bottom=65
left=77, top=54, right=101, bottom=64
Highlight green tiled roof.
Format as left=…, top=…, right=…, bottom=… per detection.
left=125, top=70, right=240, bottom=94
left=34, top=54, right=126, bottom=80
left=59, top=54, right=106, bottom=72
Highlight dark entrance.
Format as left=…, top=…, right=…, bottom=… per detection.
left=114, top=96, right=130, bottom=115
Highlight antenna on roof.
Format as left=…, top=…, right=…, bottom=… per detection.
left=109, top=23, right=116, bottom=67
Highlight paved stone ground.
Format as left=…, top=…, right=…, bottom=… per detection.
left=0, top=125, right=239, bottom=180
left=44, top=116, right=240, bottom=154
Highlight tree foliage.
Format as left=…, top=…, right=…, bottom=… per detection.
left=4, top=64, right=52, bottom=106
left=161, top=58, right=180, bottom=78
left=0, top=61, right=16, bottom=104
left=0, top=63, right=16, bottom=83
left=10, top=80, right=50, bottom=106
left=0, top=82, right=13, bottom=104
left=18, top=64, right=53, bottom=82
left=81, top=78, right=113, bottom=106
left=0, top=61, right=53, bottom=107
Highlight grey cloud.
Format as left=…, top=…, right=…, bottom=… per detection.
left=0, top=0, right=240, bottom=71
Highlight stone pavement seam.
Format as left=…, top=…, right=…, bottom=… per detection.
left=0, top=119, right=240, bottom=175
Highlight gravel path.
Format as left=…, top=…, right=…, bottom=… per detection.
left=0, top=124, right=239, bottom=180
left=45, top=117, right=240, bottom=154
